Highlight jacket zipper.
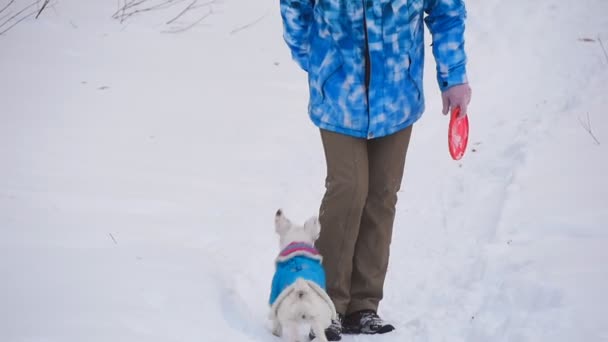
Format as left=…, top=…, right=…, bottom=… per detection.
left=362, top=0, right=371, bottom=136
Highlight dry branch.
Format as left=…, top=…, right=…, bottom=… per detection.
left=163, top=7, right=210, bottom=33
left=166, top=0, right=197, bottom=25
left=112, top=0, right=217, bottom=32
left=0, top=0, right=38, bottom=35
left=230, top=11, right=269, bottom=35
left=0, top=0, right=16, bottom=15
left=113, top=0, right=191, bottom=22
left=0, top=11, right=12, bottom=23
left=599, top=36, right=608, bottom=64
left=578, top=112, right=601, bottom=145
left=0, top=0, right=37, bottom=28
left=112, top=0, right=147, bottom=18
left=35, top=0, right=49, bottom=19
left=0, top=9, right=35, bottom=34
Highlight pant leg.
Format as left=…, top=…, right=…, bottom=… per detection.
left=316, top=129, right=369, bottom=315
left=347, top=126, right=413, bottom=314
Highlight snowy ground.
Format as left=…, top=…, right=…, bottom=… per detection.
left=1, top=0, right=607, bottom=341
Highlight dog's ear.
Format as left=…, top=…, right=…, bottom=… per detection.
left=275, top=209, right=292, bottom=235
left=303, top=216, right=321, bottom=240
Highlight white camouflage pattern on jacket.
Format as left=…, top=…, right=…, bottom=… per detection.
left=280, top=0, right=468, bottom=138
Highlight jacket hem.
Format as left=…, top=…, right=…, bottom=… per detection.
left=310, top=106, right=424, bottom=139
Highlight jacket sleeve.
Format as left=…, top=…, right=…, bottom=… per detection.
left=280, top=0, right=314, bottom=72
left=424, top=0, right=468, bottom=91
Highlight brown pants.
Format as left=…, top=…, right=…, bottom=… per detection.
left=316, top=126, right=412, bottom=315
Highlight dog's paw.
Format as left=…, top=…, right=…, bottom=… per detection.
left=271, top=321, right=282, bottom=337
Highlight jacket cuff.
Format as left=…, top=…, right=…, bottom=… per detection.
left=438, top=64, right=468, bottom=92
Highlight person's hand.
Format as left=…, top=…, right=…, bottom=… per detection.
left=442, top=83, right=472, bottom=118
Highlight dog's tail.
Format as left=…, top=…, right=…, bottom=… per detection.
left=294, top=278, right=311, bottom=300
left=295, top=278, right=339, bottom=322
left=293, top=278, right=315, bottom=321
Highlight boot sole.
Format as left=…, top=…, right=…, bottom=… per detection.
left=309, top=331, right=342, bottom=341
left=342, top=324, right=395, bottom=335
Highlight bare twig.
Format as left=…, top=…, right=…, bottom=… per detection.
left=190, top=0, right=218, bottom=9
left=578, top=112, right=601, bottom=145
left=166, top=0, right=197, bottom=25
left=230, top=10, right=269, bottom=35
left=35, top=0, right=50, bottom=19
left=113, top=0, right=191, bottom=22
left=113, top=0, right=140, bottom=18
left=0, top=9, right=34, bottom=34
left=598, top=36, right=608, bottom=64
left=0, top=0, right=15, bottom=15
left=0, top=0, right=38, bottom=35
left=0, top=0, right=37, bottom=28
left=112, top=0, right=218, bottom=31
left=112, top=0, right=148, bottom=18
left=162, top=8, right=211, bottom=33
left=109, top=233, right=118, bottom=245
left=122, top=0, right=144, bottom=9
left=0, top=10, right=12, bottom=23
left=118, top=1, right=182, bottom=23
left=122, top=0, right=127, bottom=21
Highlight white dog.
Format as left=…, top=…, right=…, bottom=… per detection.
left=269, top=209, right=336, bottom=342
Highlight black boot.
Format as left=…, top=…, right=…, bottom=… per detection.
left=343, top=310, right=395, bottom=335
left=309, top=313, right=344, bottom=341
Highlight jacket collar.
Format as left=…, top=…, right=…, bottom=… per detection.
left=276, top=242, right=323, bottom=263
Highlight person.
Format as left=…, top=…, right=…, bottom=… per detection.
left=279, top=0, right=472, bottom=340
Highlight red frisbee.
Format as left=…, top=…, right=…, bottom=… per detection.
left=448, top=107, right=469, bottom=160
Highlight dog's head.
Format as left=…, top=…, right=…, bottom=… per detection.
left=274, top=209, right=321, bottom=250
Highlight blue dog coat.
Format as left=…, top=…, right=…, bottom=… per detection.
left=269, top=242, right=336, bottom=319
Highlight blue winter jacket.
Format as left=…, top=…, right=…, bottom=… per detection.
left=280, top=0, right=468, bottom=139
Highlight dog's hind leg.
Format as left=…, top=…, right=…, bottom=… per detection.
left=310, top=320, right=328, bottom=342
left=271, top=318, right=282, bottom=337
left=282, top=322, right=301, bottom=342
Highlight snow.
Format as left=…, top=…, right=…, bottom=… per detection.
left=1, top=0, right=607, bottom=341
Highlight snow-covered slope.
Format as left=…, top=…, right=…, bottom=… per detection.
left=1, top=0, right=607, bottom=341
